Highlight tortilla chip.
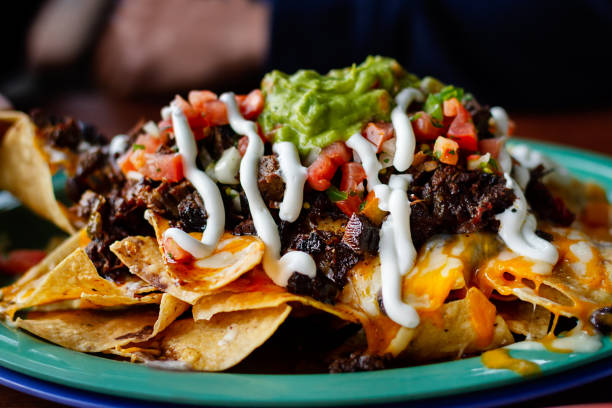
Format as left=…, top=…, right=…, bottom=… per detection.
left=192, top=267, right=359, bottom=323
left=16, top=307, right=161, bottom=352
left=0, top=111, right=74, bottom=233
left=400, top=295, right=514, bottom=362
left=15, top=293, right=188, bottom=353
left=2, top=247, right=161, bottom=317
left=111, top=234, right=263, bottom=304
left=157, top=305, right=291, bottom=371
left=496, top=301, right=552, bottom=340
left=146, top=211, right=264, bottom=289
left=477, top=228, right=612, bottom=322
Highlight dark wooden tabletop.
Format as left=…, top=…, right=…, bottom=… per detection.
left=2, top=94, right=612, bottom=407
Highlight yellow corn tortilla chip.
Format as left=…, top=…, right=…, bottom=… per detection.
left=496, top=301, right=551, bottom=340
left=1, top=231, right=85, bottom=309
left=0, top=111, right=74, bottom=233
left=16, top=307, right=161, bottom=352
left=145, top=211, right=265, bottom=291
left=478, top=227, right=612, bottom=322
left=192, top=267, right=359, bottom=323
left=111, top=234, right=263, bottom=304
left=2, top=247, right=161, bottom=317
left=157, top=305, right=291, bottom=371
left=401, top=304, right=513, bottom=362
left=15, top=293, right=188, bottom=353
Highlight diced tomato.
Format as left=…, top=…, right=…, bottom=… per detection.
left=447, top=104, right=478, bottom=151
left=138, top=153, right=184, bottom=182
left=238, top=136, right=249, bottom=156
left=363, top=122, right=394, bottom=153
left=188, top=90, right=217, bottom=109
left=336, top=162, right=367, bottom=216
left=478, top=138, right=504, bottom=158
left=134, top=133, right=163, bottom=153
left=433, top=136, right=460, bottom=165
left=412, top=112, right=444, bottom=142
left=163, top=237, right=193, bottom=263
left=443, top=97, right=462, bottom=117
left=307, top=142, right=351, bottom=191
left=173, top=95, right=208, bottom=129
left=0, top=249, right=46, bottom=275
left=236, top=89, right=265, bottom=120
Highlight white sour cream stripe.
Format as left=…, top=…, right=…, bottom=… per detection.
left=273, top=142, right=308, bottom=222
left=163, top=105, right=225, bottom=258
left=346, top=133, right=382, bottom=190
left=377, top=174, right=419, bottom=328
left=496, top=173, right=559, bottom=267
left=220, top=92, right=316, bottom=287
left=392, top=88, right=423, bottom=172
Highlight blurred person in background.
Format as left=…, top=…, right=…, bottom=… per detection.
left=1, top=0, right=611, bottom=132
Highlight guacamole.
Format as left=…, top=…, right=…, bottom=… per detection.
left=258, top=56, right=420, bottom=155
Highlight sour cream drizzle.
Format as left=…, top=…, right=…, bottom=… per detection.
left=273, top=142, right=308, bottom=222
left=377, top=175, right=419, bottom=328
left=496, top=173, right=559, bottom=267
left=220, top=92, right=316, bottom=286
left=346, top=133, right=381, bottom=190
left=347, top=87, right=423, bottom=328
left=392, top=88, right=423, bottom=172
left=163, top=105, right=225, bottom=258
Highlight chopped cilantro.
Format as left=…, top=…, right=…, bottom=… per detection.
left=326, top=186, right=348, bottom=202
left=132, top=144, right=145, bottom=150
left=424, top=85, right=465, bottom=121
left=359, top=201, right=366, bottom=212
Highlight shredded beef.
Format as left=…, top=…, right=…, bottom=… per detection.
left=210, top=125, right=238, bottom=158
left=258, top=155, right=285, bottom=205
left=464, top=98, right=493, bottom=139
left=286, top=229, right=360, bottom=303
left=31, top=109, right=108, bottom=149
left=408, top=164, right=515, bottom=247
left=233, top=219, right=256, bottom=235
left=526, top=166, right=575, bottom=226
left=328, top=353, right=388, bottom=373
left=341, top=214, right=379, bottom=254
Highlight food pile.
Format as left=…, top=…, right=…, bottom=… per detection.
left=1, top=56, right=611, bottom=373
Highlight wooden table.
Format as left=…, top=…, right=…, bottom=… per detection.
left=2, top=94, right=612, bottom=407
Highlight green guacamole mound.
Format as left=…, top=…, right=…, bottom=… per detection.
left=258, top=56, right=421, bottom=156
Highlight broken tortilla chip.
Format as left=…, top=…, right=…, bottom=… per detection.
left=496, top=301, right=552, bottom=340
left=192, top=267, right=359, bottom=323
left=2, top=247, right=161, bottom=317
left=0, top=111, right=74, bottom=233
left=157, top=305, right=291, bottom=371
left=111, top=234, right=263, bottom=304
left=400, top=291, right=514, bottom=362
left=15, top=293, right=188, bottom=353
left=477, top=228, right=612, bottom=322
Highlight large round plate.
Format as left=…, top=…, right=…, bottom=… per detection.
left=1, top=139, right=612, bottom=407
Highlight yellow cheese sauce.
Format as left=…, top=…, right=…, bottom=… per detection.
left=481, top=348, right=541, bottom=376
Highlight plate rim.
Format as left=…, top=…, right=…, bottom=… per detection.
left=2, top=139, right=612, bottom=406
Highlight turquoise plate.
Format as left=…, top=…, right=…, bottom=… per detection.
left=1, top=139, right=612, bottom=407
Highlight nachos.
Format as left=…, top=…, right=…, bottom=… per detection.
left=1, top=56, right=612, bottom=372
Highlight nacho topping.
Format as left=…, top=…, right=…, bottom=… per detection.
left=3, top=56, right=612, bottom=373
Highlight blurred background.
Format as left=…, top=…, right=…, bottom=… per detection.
left=1, top=0, right=612, bottom=153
